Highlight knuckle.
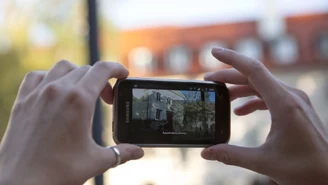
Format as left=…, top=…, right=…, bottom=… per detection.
left=24, top=71, right=42, bottom=81
left=250, top=61, right=265, bottom=72
left=247, top=62, right=265, bottom=80
left=224, top=49, right=236, bottom=60
left=42, top=83, right=62, bottom=98
left=65, top=89, right=88, bottom=106
left=81, top=65, right=91, bottom=70
left=282, top=96, right=304, bottom=114
left=220, top=151, right=233, bottom=165
left=294, top=89, right=311, bottom=104
left=56, top=59, right=71, bottom=66
left=56, top=60, right=75, bottom=69
left=94, top=61, right=120, bottom=72
left=12, top=100, right=24, bottom=114
left=24, top=71, right=36, bottom=80
left=225, top=48, right=236, bottom=56
left=94, top=61, right=109, bottom=69
left=77, top=65, right=91, bottom=74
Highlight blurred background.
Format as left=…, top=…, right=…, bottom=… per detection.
left=0, top=0, right=328, bottom=185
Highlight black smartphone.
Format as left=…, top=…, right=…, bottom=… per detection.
left=112, top=78, right=230, bottom=147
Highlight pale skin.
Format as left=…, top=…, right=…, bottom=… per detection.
left=0, top=61, right=144, bottom=185
left=0, top=48, right=327, bottom=185
left=201, top=47, right=328, bottom=185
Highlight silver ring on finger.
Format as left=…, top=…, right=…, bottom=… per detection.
left=107, top=146, right=121, bottom=168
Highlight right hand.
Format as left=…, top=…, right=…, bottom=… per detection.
left=201, top=47, right=328, bottom=185
left=0, top=61, right=144, bottom=185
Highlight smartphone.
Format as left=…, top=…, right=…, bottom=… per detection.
left=112, top=78, right=230, bottom=147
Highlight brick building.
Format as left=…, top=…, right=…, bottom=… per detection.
left=118, top=13, right=328, bottom=77
left=105, top=12, right=328, bottom=185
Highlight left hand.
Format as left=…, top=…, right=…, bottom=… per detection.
left=0, top=60, right=144, bottom=185
left=200, top=48, right=328, bottom=185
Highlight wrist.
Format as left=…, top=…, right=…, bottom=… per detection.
left=0, top=163, right=42, bottom=185
left=0, top=175, right=45, bottom=185
left=283, top=156, right=328, bottom=185
left=0, top=176, right=19, bottom=185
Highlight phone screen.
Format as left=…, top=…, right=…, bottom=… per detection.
left=113, top=78, right=230, bottom=147
left=132, top=88, right=216, bottom=142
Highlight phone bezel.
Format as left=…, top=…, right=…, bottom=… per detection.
left=113, top=77, right=230, bottom=147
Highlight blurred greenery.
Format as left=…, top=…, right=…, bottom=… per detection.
left=0, top=2, right=85, bottom=140
left=0, top=49, right=25, bottom=138
left=0, top=0, right=120, bottom=140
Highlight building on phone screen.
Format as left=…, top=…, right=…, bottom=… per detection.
left=132, top=89, right=215, bottom=133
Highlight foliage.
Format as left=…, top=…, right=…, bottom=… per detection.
left=172, top=91, right=213, bottom=130
left=0, top=1, right=120, bottom=141
left=0, top=50, right=26, bottom=138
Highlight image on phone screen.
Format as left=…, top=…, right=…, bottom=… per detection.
left=132, top=88, right=216, bottom=142
left=113, top=78, right=230, bottom=147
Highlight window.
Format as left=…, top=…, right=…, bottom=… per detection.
left=155, top=109, right=162, bottom=120
left=156, top=92, right=161, bottom=101
left=199, top=41, right=227, bottom=70
left=317, top=34, right=328, bottom=59
left=270, top=35, right=298, bottom=65
left=128, top=47, right=156, bottom=75
left=28, top=22, right=56, bottom=48
left=235, top=38, right=263, bottom=61
left=166, top=97, right=172, bottom=105
left=165, top=45, right=191, bottom=73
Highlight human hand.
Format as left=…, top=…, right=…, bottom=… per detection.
left=0, top=61, right=144, bottom=185
left=201, top=47, right=328, bottom=185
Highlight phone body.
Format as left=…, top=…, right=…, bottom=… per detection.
left=112, top=78, right=230, bottom=147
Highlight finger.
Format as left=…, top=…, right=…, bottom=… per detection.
left=210, top=47, right=289, bottom=110
left=204, top=68, right=248, bottom=85
left=228, top=85, right=261, bottom=101
left=95, top=144, right=144, bottom=174
left=201, top=144, right=264, bottom=174
left=57, top=65, right=91, bottom=85
left=100, top=82, right=113, bottom=104
left=39, top=60, right=78, bottom=87
left=234, top=98, right=268, bottom=115
left=77, top=62, right=128, bottom=101
left=17, top=71, right=47, bottom=101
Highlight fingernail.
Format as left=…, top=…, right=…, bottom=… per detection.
left=212, top=47, right=225, bottom=53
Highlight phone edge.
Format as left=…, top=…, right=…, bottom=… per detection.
left=112, top=77, right=231, bottom=147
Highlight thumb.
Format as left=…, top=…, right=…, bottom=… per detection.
left=94, top=144, right=144, bottom=174
left=201, top=144, right=263, bottom=173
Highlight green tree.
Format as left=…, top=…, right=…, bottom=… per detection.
left=0, top=0, right=120, bottom=142
left=0, top=0, right=87, bottom=141
left=179, top=91, right=210, bottom=130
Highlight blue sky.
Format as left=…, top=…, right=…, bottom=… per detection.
left=103, top=0, right=328, bottom=30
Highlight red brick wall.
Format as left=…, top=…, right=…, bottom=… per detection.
left=118, top=13, right=328, bottom=77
